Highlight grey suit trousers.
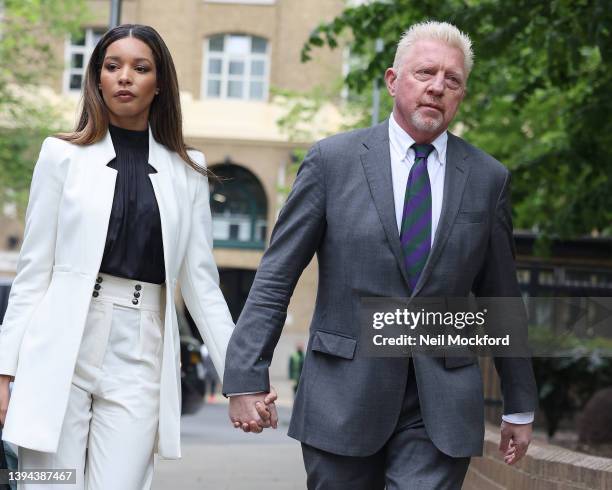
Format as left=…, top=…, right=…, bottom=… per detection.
left=301, top=360, right=470, bottom=490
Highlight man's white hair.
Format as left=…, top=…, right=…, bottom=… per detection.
left=393, top=21, right=474, bottom=76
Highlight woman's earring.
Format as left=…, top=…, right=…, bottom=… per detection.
left=155, top=89, right=160, bottom=95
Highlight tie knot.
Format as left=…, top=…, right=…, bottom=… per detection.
left=412, top=143, right=435, bottom=160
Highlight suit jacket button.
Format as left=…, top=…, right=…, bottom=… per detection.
left=134, top=291, right=141, bottom=298
left=135, top=284, right=142, bottom=291
left=132, top=299, right=139, bottom=305
left=94, top=284, right=101, bottom=291
left=96, top=277, right=103, bottom=283
left=92, top=291, right=99, bottom=297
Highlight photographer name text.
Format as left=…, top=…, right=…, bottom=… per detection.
left=372, top=333, right=510, bottom=346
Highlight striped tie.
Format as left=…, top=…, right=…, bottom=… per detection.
left=400, top=143, right=435, bottom=290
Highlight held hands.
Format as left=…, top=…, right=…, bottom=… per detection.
left=229, top=386, right=278, bottom=434
left=499, top=420, right=532, bottom=465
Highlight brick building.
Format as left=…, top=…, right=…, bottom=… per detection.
left=1, top=0, right=348, bottom=336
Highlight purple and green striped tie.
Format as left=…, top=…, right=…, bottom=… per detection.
left=400, top=143, right=435, bottom=290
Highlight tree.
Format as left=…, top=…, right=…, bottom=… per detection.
left=0, top=0, right=88, bottom=215
left=301, top=0, right=612, bottom=245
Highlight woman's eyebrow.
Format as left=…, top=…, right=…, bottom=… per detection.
left=104, top=55, right=153, bottom=63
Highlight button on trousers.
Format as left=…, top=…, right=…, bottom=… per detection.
left=18, top=273, right=164, bottom=490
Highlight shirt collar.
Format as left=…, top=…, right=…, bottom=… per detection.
left=388, top=112, right=447, bottom=165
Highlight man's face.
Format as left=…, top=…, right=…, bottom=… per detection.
left=385, top=39, right=467, bottom=143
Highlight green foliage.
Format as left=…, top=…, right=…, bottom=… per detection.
left=0, top=0, right=89, bottom=216
left=0, top=0, right=88, bottom=85
left=0, top=128, right=48, bottom=212
left=272, top=86, right=329, bottom=196
left=526, top=323, right=612, bottom=437
left=302, top=0, right=612, bottom=243
left=273, top=86, right=333, bottom=143
left=533, top=352, right=612, bottom=437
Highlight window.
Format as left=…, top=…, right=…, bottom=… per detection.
left=64, top=28, right=106, bottom=92
left=209, top=164, right=268, bottom=249
left=203, top=34, right=269, bottom=100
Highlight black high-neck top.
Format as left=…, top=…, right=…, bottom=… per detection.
left=99, top=124, right=166, bottom=284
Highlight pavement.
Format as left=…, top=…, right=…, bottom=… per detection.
left=152, top=379, right=307, bottom=490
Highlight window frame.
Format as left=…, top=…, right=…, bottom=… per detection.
left=202, top=33, right=270, bottom=101
left=63, top=27, right=105, bottom=94
left=208, top=164, right=268, bottom=250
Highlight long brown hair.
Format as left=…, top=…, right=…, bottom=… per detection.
left=57, top=24, right=208, bottom=176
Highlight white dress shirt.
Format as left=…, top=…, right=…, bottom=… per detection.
left=389, top=112, right=447, bottom=242
left=388, top=113, right=534, bottom=425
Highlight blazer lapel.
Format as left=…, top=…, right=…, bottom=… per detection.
left=76, top=131, right=118, bottom=272
left=411, top=132, right=471, bottom=297
left=147, top=129, right=179, bottom=282
left=360, top=120, right=412, bottom=288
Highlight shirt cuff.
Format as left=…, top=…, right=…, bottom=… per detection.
left=502, top=412, right=534, bottom=424
left=226, top=391, right=266, bottom=397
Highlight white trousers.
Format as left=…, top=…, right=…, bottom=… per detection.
left=18, top=273, right=164, bottom=490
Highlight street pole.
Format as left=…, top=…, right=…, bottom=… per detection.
left=371, top=38, right=384, bottom=126
left=110, top=0, right=122, bottom=28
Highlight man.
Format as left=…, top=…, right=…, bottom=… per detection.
left=224, top=21, right=537, bottom=489
left=289, top=342, right=305, bottom=396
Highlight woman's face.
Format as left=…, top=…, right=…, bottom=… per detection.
left=99, top=37, right=158, bottom=130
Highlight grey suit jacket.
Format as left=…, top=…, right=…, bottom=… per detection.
left=223, top=119, right=537, bottom=458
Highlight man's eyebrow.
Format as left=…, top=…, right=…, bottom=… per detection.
left=447, top=71, right=465, bottom=81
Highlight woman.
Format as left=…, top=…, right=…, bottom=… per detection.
left=0, top=24, right=276, bottom=489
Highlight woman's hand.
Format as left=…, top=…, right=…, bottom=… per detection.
left=263, top=385, right=278, bottom=429
left=0, top=374, right=12, bottom=427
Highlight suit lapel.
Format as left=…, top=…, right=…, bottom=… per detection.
left=411, top=132, right=471, bottom=296
left=360, top=120, right=412, bottom=288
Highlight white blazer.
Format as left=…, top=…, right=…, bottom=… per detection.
left=0, top=129, right=234, bottom=458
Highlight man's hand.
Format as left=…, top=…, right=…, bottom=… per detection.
left=229, top=386, right=278, bottom=433
left=0, top=374, right=12, bottom=427
left=499, top=420, right=532, bottom=465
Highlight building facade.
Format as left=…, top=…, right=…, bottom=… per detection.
left=1, top=0, right=347, bottom=338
